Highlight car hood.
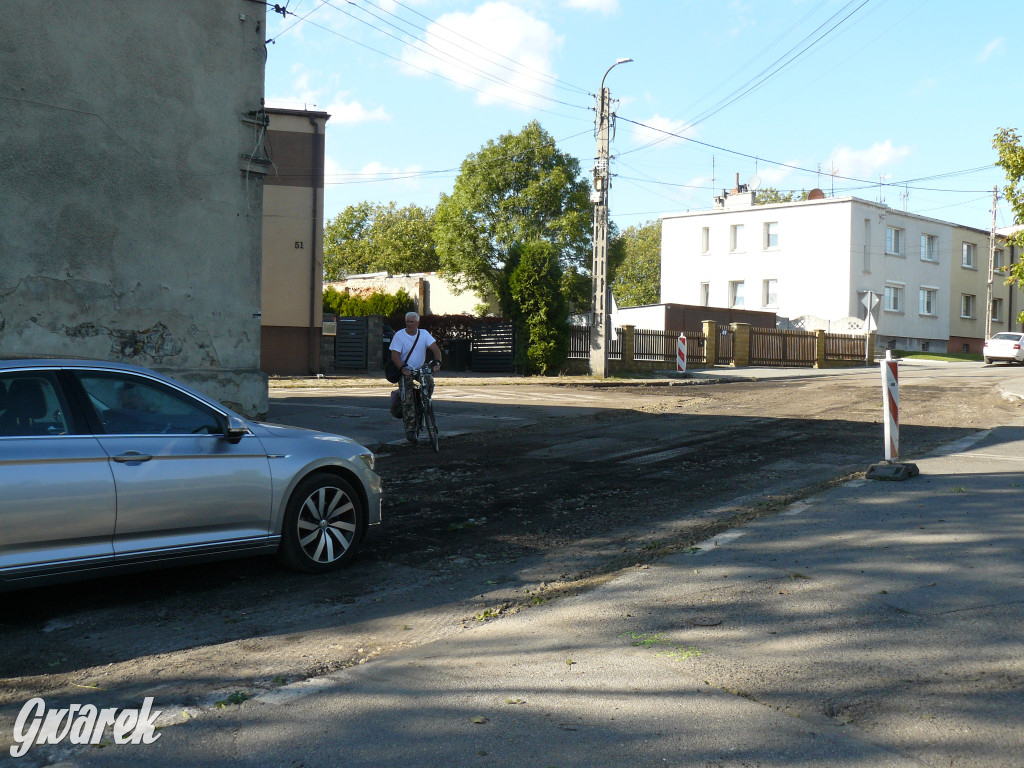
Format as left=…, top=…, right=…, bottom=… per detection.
left=251, top=420, right=363, bottom=447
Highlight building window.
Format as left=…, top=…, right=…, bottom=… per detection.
left=962, top=242, right=976, bottom=268
left=962, top=343, right=970, bottom=353
left=921, top=234, right=938, bottom=262
left=886, top=227, right=904, bottom=256
left=992, top=297, right=1003, bottom=322
left=919, top=288, right=937, bottom=316
left=730, top=224, right=744, bottom=252
left=961, top=293, right=976, bottom=319
left=729, top=280, right=745, bottom=308
left=995, top=249, right=1004, bottom=269
left=921, top=341, right=930, bottom=352
left=762, top=279, right=777, bottom=307
left=884, top=284, right=904, bottom=312
left=863, top=219, right=871, bottom=273
left=763, top=222, right=778, bottom=249
left=700, top=282, right=710, bottom=306
left=701, top=227, right=710, bottom=254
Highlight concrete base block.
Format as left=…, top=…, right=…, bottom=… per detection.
left=866, top=462, right=920, bottom=481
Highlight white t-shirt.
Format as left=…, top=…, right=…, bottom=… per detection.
left=390, top=328, right=436, bottom=370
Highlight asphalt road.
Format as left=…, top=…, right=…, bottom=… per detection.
left=2, top=361, right=1023, bottom=767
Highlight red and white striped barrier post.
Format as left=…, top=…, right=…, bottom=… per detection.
left=676, top=334, right=687, bottom=373
left=881, top=350, right=899, bottom=461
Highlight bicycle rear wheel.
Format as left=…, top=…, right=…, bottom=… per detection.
left=423, top=398, right=439, bottom=452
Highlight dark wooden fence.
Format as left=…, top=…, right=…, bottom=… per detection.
left=749, top=328, right=816, bottom=367
left=825, top=333, right=867, bottom=362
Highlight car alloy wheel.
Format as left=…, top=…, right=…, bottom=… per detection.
left=280, top=473, right=364, bottom=572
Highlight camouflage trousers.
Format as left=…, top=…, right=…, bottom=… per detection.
left=399, top=376, right=416, bottom=433
left=400, top=371, right=434, bottom=434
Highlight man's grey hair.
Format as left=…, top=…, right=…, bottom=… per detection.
left=405, top=311, right=420, bottom=321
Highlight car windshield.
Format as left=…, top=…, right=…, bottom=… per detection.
left=991, top=333, right=1022, bottom=342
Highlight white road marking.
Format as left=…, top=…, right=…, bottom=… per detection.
left=692, top=529, right=748, bottom=554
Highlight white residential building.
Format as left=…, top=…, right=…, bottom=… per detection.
left=660, top=187, right=1012, bottom=352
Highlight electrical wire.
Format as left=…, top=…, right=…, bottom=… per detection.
left=354, top=0, right=591, bottom=99
left=277, top=14, right=588, bottom=121
left=383, top=0, right=592, bottom=97
left=620, top=0, right=874, bottom=158
left=616, top=115, right=996, bottom=194
left=325, top=1, right=590, bottom=113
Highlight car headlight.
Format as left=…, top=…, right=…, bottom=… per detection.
left=358, top=452, right=375, bottom=471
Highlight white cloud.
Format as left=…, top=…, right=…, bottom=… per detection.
left=629, top=115, right=697, bottom=147
left=727, top=0, right=755, bottom=37
left=399, top=2, right=563, bottom=109
left=325, top=98, right=390, bottom=124
left=977, top=37, right=1005, bottom=63
left=828, top=140, right=911, bottom=179
left=564, top=0, right=619, bottom=13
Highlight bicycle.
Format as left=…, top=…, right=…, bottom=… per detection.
left=408, top=364, right=439, bottom=452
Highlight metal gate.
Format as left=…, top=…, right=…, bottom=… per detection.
left=716, top=329, right=734, bottom=365
left=471, top=322, right=515, bottom=372
left=334, top=317, right=368, bottom=370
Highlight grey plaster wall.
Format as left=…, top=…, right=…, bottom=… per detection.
left=0, top=0, right=269, bottom=416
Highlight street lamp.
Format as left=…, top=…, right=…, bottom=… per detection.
left=590, top=57, right=632, bottom=379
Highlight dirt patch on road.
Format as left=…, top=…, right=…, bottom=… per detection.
left=0, top=377, right=1018, bottom=734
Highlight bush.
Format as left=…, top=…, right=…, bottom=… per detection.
left=509, top=241, right=568, bottom=375
left=323, top=287, right=415, bottom=318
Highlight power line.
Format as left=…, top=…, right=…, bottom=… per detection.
left=355, top=0, right=591, bottom=99
left=383, top=0, right=592, bottom=96
left=275, top=14, right=588, bottom=120
left=620, top=0, right=873, bottom=158
left=616, top=115, right=996, bottom=194
left=326, top=1, right=590, bottom=113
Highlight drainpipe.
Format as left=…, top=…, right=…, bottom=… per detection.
left=308, top=115, right=321, bottom=374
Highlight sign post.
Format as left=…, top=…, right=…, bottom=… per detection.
left=866, top=350, right=919, bottom=481
left=676, top=334, right=687, bottom=373
left=882, top=350, right=899, bottom=460
left=861, top=291, right=879, bottom=365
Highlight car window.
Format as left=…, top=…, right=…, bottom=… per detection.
left=77, top=373, right=223, bottom=436
left=0, top=373, right=70, bottom=437
left=992, top=333, right=1020, bottom=341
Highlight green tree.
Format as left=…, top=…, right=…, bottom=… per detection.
left=433, top=121, right=592, bottom=316
left=509, top=241, right=569, bottom=375
left=994, top=127, right=1024, bottom=322
left=610, top=219, right=661, bottom=307
left=755, top=187, right=809, bottom=204
left=323, top=202, right=438, bottom=280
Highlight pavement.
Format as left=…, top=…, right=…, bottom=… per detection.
left=31, top=365, right=1024, bottom=767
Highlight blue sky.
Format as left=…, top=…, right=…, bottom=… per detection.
left=264, top=0, right=1023, bottom=234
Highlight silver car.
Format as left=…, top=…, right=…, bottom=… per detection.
left=983, top=332, right=1024, bottom=364
left=0, top=359, right=382, bottom=590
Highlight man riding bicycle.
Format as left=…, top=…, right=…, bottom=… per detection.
left=389, top=311, right=441, bottom=444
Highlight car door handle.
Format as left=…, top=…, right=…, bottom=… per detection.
left=112, top=451, right=153, bottom=463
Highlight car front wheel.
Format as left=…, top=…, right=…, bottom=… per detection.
left=279, top=473, right=364, bottom=572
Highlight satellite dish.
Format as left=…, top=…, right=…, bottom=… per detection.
left=747, top=174, right=761, bottom=191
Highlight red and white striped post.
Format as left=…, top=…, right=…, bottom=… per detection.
left=676, top=334, right=687, bottom=373
left=881, top=350, right=899, bottom=461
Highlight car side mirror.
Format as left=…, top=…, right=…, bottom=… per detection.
left=222, top=415, right=249, bottom=444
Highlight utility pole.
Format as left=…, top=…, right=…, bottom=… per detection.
left=986, top=185, right=998, bottom=342
left=590, top=58, right=631, bottom=378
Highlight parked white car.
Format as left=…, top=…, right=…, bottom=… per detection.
left=983, top=332, right=1024, bottom=364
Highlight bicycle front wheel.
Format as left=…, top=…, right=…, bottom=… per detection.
left=423, top=398, right=439, bottom=452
